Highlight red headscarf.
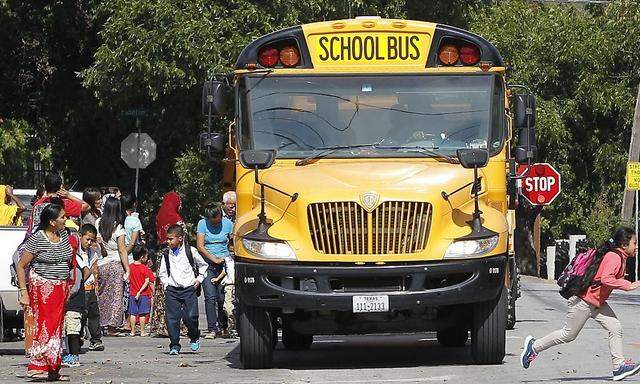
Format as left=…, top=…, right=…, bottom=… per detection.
left=155, top=191, right=183, bottom=244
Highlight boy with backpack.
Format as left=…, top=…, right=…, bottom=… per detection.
left=521, top=226, right=640, bottom=381
left=158, top=224, right=208, bottom=355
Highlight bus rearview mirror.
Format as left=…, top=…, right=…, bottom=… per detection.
left=202, top=80, right=231, bottom=116
left=513, top=94, right=536, bottom=129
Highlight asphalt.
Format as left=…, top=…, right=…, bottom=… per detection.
left=1, top=276, right=640, bottom=383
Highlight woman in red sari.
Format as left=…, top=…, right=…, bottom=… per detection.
left=17, top=203, right=73, bottom=381
left=150, top=191, right=185, bottom=336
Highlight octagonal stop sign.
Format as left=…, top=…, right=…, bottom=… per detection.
left=517, top=163, right=561, bottom=205
left=120, top=133, right=156, bottom=169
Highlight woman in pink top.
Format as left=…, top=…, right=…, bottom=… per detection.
left=521, top=226, right=640, bottom=381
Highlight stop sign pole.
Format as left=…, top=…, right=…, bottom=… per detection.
left=121, top=110, right=156, bottom=197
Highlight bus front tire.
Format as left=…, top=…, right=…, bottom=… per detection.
left=471, top=288, right=506, bottom=365
left=239, top=304, right=273, bottom=369
left=0, top=299, right=5, bottom=343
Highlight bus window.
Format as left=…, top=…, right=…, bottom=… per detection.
left=240, top=74, right=500, bottom=158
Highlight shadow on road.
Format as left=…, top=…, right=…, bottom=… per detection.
left=522, top=376, right=611, bottom=383
left=0, top=348, right=26, bottom=356
left=223, top=333, right=514, bottom=370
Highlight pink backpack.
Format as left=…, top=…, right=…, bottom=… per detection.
left=557, top=249, right=597, bottom=299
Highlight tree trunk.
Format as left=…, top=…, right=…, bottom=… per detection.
left=515, top=200, right=543, bottom=276
left=621, top=85, right=640, bottom=221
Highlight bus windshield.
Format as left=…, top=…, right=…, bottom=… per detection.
left=239, top=74, right=504, bottom=158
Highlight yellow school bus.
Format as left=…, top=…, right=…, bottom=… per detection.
left=203, top=17, right=536, bottom=368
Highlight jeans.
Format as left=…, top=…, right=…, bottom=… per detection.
left=202, top=267, right=227, bottom=331
left=164, top=286, right=200, bottom=351
left=81, top=290, right=102, bottom=343
left=533, top=296, right=625, bottom=369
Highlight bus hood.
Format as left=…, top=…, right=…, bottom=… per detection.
left=258, top=159, right=477, bottom=206
left=237, top=159, right=507, bottom=262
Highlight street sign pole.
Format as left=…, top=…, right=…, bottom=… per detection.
left=626, top=162, right=640, bottom=281
left=135, top=117, right=141, bottom=198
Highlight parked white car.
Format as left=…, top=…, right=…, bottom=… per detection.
left=0, top=189, right=81, bottom=341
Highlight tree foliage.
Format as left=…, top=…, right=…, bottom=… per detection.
left=3, top=0, right=640, bottom=250
left=471, top=0, right=640, bottom=245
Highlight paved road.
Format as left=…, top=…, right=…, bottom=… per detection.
left=2, top=276, right=640, bottom=383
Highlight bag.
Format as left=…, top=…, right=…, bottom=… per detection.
left=557, top=248, right=623, bottom=299
left=67, top=231, right=81, bottom=297
left=163, top=239, right=202, bottom=297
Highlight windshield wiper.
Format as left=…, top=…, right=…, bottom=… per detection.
left=295, top=142, right=381, bottom=166
left=373, top=145, right=457, bottom=163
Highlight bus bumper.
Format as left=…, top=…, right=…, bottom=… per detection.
left=236, top=255, right=506, bottom=311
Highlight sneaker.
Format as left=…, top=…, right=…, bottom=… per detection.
left=204, top=332, right=216, bottom=340
left=89, top=341, right=105, bottom=351
left=190, top=339, right=200, bottom=352
left=62, top=354, right=80, bottom=367
left=61, top=354, right=72, bottom=366
left=520, top=335, right=538, bottom=369
left=169, top=347, right=180, bottom=356
left=613, top=360, right=640, bottom=381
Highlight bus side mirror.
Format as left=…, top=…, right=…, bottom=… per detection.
left=239, top=150, right=276, bottom=170
left=514, top=94, right=536, bottom=128
left=513, top=94, right=537, bottom=164
left=202, top=80, right=231, bottom=116
left=457, top=148, right=489, bottom=169
left=199, top=132, right=224, bottom=152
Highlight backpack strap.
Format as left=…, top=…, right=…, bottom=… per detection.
left=67, top=230, right=80, bottom=286
left=163, top=248, right=171, bottom=277
left=183, top=238, right=198, bottom=279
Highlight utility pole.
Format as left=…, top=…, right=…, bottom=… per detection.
left=622, top=85, right=640, bottom=222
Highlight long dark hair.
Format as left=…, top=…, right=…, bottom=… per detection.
left=99, top=197, right=123, bottom=240
left=36, top=203, right=64, bottom=233
left=579, top=226, right=636, bottom=292
left=83, top=187, right=102, bottom=218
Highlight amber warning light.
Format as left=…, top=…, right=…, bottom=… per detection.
left=438, top=41, right=481, bottom=66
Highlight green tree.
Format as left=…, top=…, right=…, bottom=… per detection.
left=471, top=0, right=640, bottom=272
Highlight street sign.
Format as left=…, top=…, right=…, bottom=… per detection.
left=120, top=133, right=156, bottom=169
left=122, top=108, right=148, bottom=118
left=517, top=163, right=561, bottom=205
left=627, top=162, right=640, bottom=190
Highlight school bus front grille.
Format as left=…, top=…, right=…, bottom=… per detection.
left=307, top=201, right=432, bottom=255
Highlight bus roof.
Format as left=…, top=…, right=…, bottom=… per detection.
left=235, top=18, right=504, bottom=72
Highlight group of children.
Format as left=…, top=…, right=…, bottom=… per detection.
left=62, top=224, right=155, bottom=367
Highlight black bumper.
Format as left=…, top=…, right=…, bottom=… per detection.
left=236, top=255, right=506, bottom=311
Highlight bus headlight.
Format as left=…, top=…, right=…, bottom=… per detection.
left=444, top=235, right=499, bottom=258
left=242, top=238, right=296, bottom=260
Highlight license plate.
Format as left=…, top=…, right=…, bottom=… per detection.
left=352, top=295, right=389, bottom=313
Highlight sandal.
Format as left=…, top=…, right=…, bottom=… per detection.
left=27, top=370, right=46, bottom=378
left=47, top=373, right=70, bottom=382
